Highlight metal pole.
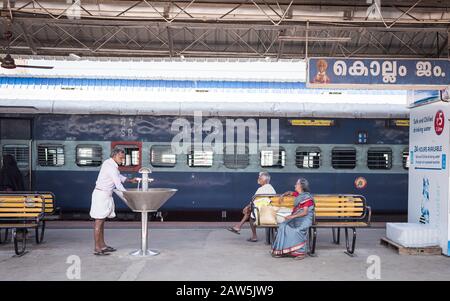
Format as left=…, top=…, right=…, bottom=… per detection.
left=141, top=211, right=148, bottom=254
left=130, top=210, right=158, bottom=256
left=305, top=20, right=309, bottom=59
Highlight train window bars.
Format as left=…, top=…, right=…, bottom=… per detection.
left=331, top=147, right=356, bottom=169
left=223, top=145, right=249, bottom=169
left=260, top=147, right=285, bottom=168
left=367, top=147, right=392, bottom=170
left=38, top=144, right=65, bottom=166
left=2, top=145, right=29, bottom=169
left=187, top=148, right=214, bottom=167
left=150, top=145, right=176, bottom=167
left=295, top=146, right=321, bottom=169
left=402, top=148, right=410, bottom=170
left=76, top=144, right=103, bottom=167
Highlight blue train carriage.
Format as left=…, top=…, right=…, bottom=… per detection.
left=0, top=115, right=409, bottom=218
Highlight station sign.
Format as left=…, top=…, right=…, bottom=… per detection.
left=307, top=57, right=450, bottom=89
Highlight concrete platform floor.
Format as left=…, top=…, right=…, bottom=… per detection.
left=0, top=222, right=449, bottom=281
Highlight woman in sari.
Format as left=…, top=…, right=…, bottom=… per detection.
left=271, top=178, right=314, bottom=260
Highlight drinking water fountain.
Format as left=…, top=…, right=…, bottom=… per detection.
left=138, top=167, right=153, bottom=191
left=114, top=167, right=177, bottom=257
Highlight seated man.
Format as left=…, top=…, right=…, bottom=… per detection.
left=227, top=171, right=276, bottom=242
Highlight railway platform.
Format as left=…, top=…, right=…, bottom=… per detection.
left=0, top=222, right=449, bottom=281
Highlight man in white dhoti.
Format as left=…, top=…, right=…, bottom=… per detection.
left=227, top=172, right=276, bottom=242
left=90, top=147, right=138, bottom=255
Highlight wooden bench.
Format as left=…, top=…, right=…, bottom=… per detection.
left=0, top=191, right=57, bottom=246
left=252, top=194, right=371, bottom=256
left=0, top=193, right=46, bottom=256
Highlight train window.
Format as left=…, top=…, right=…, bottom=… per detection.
left=188, top=149, right=213, bottom=167
left=111, top=142, right=142, bottom=171
left=331, top=147, right=356, bottom=169
left=402, top=149, right=410, bottom=169
left=150, top=145, right=176, bottom=167
left=116, top=145, right=140, bottom=167
left=2, top=145, right=29, bottom=168
left=76, top=144, right=102, bottom=167
left=260, top=147, right=285, bottom=168
left=223, top=145, right=250, bottom=169
left=38, top=145, right=65, bottom=166
left=295, top=147, right=321, bottom=169
left=367, top=148, right=392, bottom=170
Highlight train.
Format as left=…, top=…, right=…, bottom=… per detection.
left=0, top=113, right=409, bottom=218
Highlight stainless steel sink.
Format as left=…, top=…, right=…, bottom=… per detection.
left=116, top=188, right=177, bottom=212
left=114, top=188, right=177, bottom=257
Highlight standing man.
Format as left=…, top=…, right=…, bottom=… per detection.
left=90, top=147, right=138, bottom=256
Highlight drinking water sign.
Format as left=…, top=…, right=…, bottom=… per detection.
left=409, top=101, right=450, bottom=256
left=307, top=58, right=450, bottom=89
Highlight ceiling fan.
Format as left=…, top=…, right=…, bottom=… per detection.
left=1, top=30, right=54, bottom=70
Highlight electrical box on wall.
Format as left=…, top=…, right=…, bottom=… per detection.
left=357, top=131, right=368, bottom=144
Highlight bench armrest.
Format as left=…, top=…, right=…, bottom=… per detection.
left=366, top=206, right=372, bottom=225
left=250, top=202, right=261, bottom=226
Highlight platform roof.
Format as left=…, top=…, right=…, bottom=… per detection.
left=0, top=76, right=408, bottom=117
left=1, top=1, right=449, bottom=59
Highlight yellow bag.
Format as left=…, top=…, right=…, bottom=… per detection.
left=253, top=197, right=272, bottom=208
left=259, top=206, right=280, bottom=226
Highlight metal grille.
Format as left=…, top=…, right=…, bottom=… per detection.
left=223, top=145, right=249, bottom=169
left=260, top=148, right=285, bottom=168
left=402, top=149, right=410, bottom=170
left=295, top=147, right=321, bottom=169
left=367, top=148, right=392, bottom=170
left=332, top=147, right=356, bottom=169
left=2, top=145, right=29, bottom=168
left=150, top=145, right=176, bottom=167
left=76, top=144, right=102, bottom=167
left=38, top=145, right=65, bottom=166
left=187, top=149, right=213, bottom=167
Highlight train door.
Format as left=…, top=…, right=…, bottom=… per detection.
left=0, top=118, right=33, bottom=190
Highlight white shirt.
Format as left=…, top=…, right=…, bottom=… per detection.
left=95, top=158, right=127, bottom=192
left=254, top=183, right=276, bottom=196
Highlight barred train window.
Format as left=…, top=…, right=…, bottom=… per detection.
left=2, top=145, right=29, bottom=168
left=223, top=145, right=249, bottom=169
left=38, top=145, right=65, bottom=166
left=150, top=145, right=176, bottom=167
left=367, top=148, right=392, bottom=170
left=76, top=144, right=102, bottom=167
left=332, top=147, right=356, bottom=169
left=402, top=149, right=410, bottom=170
left=188, top=149, right=213, bottom=167
left=295, top=147, right=321, bottom=169
left=115, top=144, right=140, bottom=167
left=260, top=148, right=285, bottom=168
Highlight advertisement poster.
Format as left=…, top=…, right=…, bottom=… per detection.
left=409, top=102, right=450, bottom=255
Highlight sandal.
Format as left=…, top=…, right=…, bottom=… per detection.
left=293, top=255, right=306, bottom=260
left=102, top=246, right=117, bottom=253
left=227, top=227, right=240, bottom=235
left=94, top=249, right=110, bottom=256
left=246, top=238, right=258, bottom=242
